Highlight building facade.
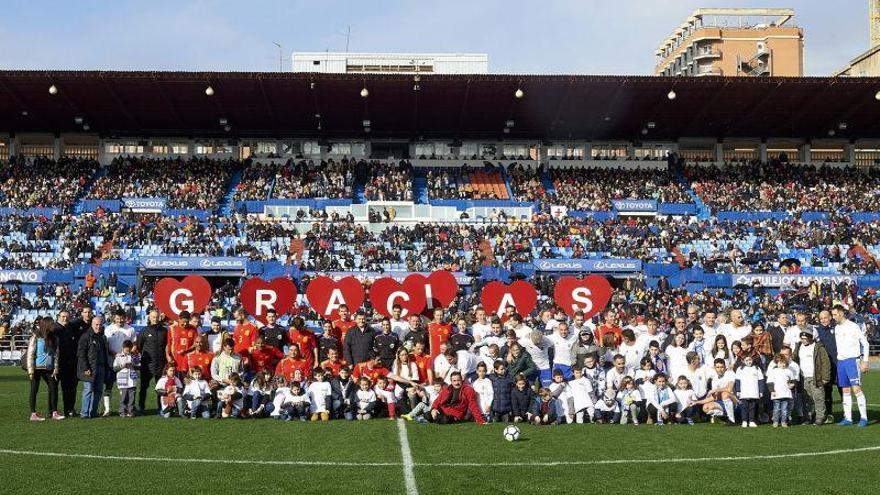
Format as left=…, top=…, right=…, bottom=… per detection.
left=655, top=8, right=803, bottom=77
left=292, top=52, right=488, bottom=74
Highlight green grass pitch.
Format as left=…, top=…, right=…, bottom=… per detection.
left=1, top=367, right=878, bottom=495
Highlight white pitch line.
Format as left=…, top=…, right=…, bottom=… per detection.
left=0, top=444, right=878, bottom=469
left=396, top=420, right=420, bottom=495
left=0, top=449, right=399, bottom=467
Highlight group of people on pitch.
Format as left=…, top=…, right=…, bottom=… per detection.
left=24, top=301, right=871, bottom=428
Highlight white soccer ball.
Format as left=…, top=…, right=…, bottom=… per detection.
left=503, top=425, right=520, bottom=442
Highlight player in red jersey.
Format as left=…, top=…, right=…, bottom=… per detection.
left=427, top=308, right=452, bottom=359
left=232, top=308, right=258, bottom=366
left=352, top=353, right=389, bottom=383
left=409, top=341, right=435, bottom=385
left=166, top=311, right=198, bottom=376
left=332, top=304, right=357, bottom=346
left=275, top=346, right=311, bottom=382
left=319, top=348, right=348, bottom=377
left=186, top=336, right=215, bottom=382
left=248, top=335, right=283, bottom=374
left=287, top=316, right=318, bottom=371
left=594, top=309, right=623, bottom=348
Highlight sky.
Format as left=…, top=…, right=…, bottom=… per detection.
left=0, top=0, right=870, bottom=75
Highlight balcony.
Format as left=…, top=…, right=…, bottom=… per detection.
left=694, top=49, right=721, bottom=61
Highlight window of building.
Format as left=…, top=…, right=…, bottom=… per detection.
left=303, top=141, right=321, bottom=157
left=170, top=143, right=188, bottom=155
left=811, top=149, right=844, bottom=163
left=723, top=148, right=757, bottom=161
left=330, top=143, right=351, bottom=156
left=64, top=145, right=99, bottom=159
left=255, top=142, right=277, bottom=156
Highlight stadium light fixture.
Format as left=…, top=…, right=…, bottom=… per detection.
left=838, top=122, right=848, bottom=130
left=205, top=86, right=215, bottom=96
left=505, top=120, right=515, bottom=128
left=828, top=129, right=836, bottom=136
left=360, top=87, right=369, bottom=98
left=48, top=84, right=58, bottom=95
left=667, top=89, right=676, bottom=100
left=74, top=117, right=83, bottom=125
left=20, top=110, right=28, bottom=116
left=647, top=121, right=656, bottom=129
left=362, top=119, right=371, bottom=127
left=875, top=90, right=880, bottom=101
left=83, top=124, right=90, bottom=131
left=514, top=88, right=524, bottom=99
left=219, top=118, right=228, bottom=125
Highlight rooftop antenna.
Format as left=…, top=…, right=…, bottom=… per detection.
left=273, top=42, right=283, bottom=72
left=346, top=25, right=351, bottom=52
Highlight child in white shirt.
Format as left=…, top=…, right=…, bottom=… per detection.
left=355, top=377, right=378, bottom=420
left=581, top=354, right=606, bottom=399
left=617, top=376, right=642, bottom=425
left=595, top=388, right=620, bottom=424
left=374, top=376, right=402, bottom=419
left=470, top=363, right=494, bottom=421
left=155, top=364, right=183, bottom=418
left=548, top=369, right=571, bottom=423
left=568, top=367, right=595, bottom=424
left=111, top=340, right=138, bottom=417
left=649, top=374, right=677, bottom=425
left=216, top=372, right=246, bottom=419
left=183, top=367, right=212, bottom=419
left=734, top=354, right=764, bottom=427
left=308, top=368, right=333, bottom=422
left=275, top=381, right=309, bottom=421
left=673, top=376, right=698, bottom=425
left=766, top=353, right=796, bottom=427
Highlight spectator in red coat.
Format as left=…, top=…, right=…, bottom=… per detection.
left=430, top=371, right=486, bottom=424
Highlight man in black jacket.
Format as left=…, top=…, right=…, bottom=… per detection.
left=330, top=366, right=357, bottom=419
left=135, top=309, right=167, bottom=414
left=343, top=313, right=375, bottom=366
left=56, top=308, right=88, bottom=417
left=77, top=315, right=109, bottom=419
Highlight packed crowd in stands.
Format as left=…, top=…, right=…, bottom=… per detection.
left=4, top=211, right=880, bottom=276
left=686, top=160, right=880, bottom=213
left=87, top=157, right=235, bottom=209
left=509, top=165, right=691, bottom=210
left=363, top=161, right=413, bottom=202
left=232, top=159, right=275, bottom=202
left=272, top=159, right=354, bottom=200
left=0, top=156, right=98, bottom=212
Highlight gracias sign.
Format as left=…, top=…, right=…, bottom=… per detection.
left=151, top=271, right=613, bottom=320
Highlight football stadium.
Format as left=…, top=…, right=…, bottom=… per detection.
left=2, top=2, right=880, bottom=494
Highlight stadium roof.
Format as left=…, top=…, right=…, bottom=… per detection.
left=2, top=70, right=880, bottom=141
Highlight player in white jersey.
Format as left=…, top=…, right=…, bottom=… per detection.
left=831, top=305, right=870, bottom=427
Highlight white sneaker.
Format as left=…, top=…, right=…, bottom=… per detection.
left=749, top=422, right=758, bottom=428
left=742, top=421, right=748, bottom=428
